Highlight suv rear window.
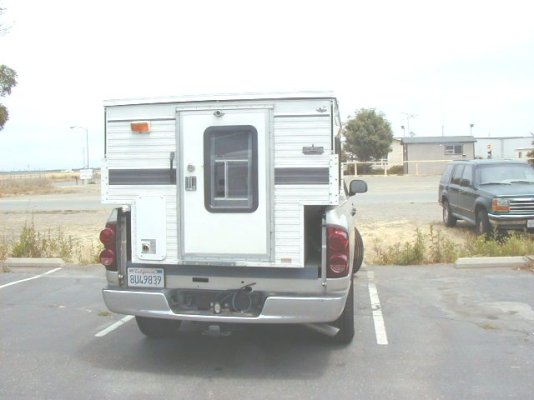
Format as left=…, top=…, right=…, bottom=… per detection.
left=440, top=164, right=454, bottom=183
left=451, top=164, right=464, bottom=185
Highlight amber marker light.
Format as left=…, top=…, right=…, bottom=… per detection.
left=130, top=121, right=151, bottom=134
left=492, top=198, right=510, bottom=212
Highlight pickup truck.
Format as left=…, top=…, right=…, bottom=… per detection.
left=98, top=92, right=367, bottom=343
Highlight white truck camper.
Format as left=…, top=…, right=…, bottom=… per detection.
left=99, top=92, right=367, bottom=343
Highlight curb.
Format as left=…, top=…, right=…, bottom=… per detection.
left=455, top=256, right=530, bottom=269
left=3, top=258, right=65, bottom=268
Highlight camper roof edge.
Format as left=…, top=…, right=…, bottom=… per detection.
left=103, top=91, right=337, bottom=107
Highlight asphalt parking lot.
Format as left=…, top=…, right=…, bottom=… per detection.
left=1, top=264, right=532, bottom=400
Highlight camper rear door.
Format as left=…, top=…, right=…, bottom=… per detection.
left=178, top=108, right=271, bottom=262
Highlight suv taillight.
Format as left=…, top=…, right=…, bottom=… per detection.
left=99, top=222, right=116, bottom=270
left=327, top=225, right=349, bottom=278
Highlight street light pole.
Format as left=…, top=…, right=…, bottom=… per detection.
left=70, top=126, right=89, bottom=168
left=402, top=113, right=418, bottom=136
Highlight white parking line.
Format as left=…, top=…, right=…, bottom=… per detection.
left=95, top=315, right=135, bottom=337
left=367, top=270, right=389, bottom=345
left=0, top=267, right=62, bottom=289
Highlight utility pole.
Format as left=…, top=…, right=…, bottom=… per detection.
left=70, top=125, right=89, bottom=168
left=402, top=113, right=417, bottom=136
left=70, top=125, right=91, bottom=184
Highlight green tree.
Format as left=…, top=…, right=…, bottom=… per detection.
left=344, top=108, right=393, bottom=162
left=0, top=6, right=17, bottom=131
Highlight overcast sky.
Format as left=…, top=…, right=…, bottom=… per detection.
left=1, top=0, right=533, bottom=171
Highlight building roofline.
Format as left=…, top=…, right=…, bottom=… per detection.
left=475, top=136, right=533, bottom=139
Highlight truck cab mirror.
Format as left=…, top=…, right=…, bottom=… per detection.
left=349, top=179, right=368, bottom=195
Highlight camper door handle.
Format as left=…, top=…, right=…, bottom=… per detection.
left=185, top=176, right=197, bottom=191
left=351, top=208, right=356, bottom=216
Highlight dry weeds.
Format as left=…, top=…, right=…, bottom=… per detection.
left=0, top=177, right=56, bottom=197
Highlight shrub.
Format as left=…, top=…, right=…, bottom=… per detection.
left=374, top=229, right=425, bottom=265
left=461, top=232, right=534, bottom=258
left=11, top=224, right=74, bottom=260
left=0, top=176, right=55, bottom=197
left=8, top=224, right=103, bottom=264
left=387, top=165, right=404, bottom=175
left=372, top=226, right=534, bottom=265
left=0, top=235, right=9, bottom=262
left=356, top=163, right=373, bottom=175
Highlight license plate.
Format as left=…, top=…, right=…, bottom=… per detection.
left=527, top=220, right=534, bottom=228
left=127, top=267, right=164, bottom=288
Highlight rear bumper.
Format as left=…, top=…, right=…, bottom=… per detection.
left=102, top=289, right=347, bottom=324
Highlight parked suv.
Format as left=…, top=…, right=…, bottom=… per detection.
left=439, top=160, right=534, bottom=234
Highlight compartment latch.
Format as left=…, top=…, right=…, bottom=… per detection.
left=185, top=176, right=197, bottom=191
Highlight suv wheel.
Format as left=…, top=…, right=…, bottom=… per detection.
left=475, top=209, right=491, bottom=235
left=442, top=200, right=457, bottom=227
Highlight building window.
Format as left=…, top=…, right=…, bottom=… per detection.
left=204, top=125, right=258, bottom=213
left=444, top=144, right=463, bottom=155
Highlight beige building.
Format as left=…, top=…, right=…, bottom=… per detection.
left=401, top=136, right=476, bottom=175
left=387, top=138, right=404, bottom=166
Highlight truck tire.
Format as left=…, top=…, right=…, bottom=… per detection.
left=476, top=208, right=491, bottom=235
left=353, top=228, right=364, bottom=274
left=135, top=316, right=181, bottom=338
left=442, top=200, right=457, bottom=227
left=332, top=277, right=354, bottom=344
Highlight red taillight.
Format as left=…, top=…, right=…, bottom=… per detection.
left=328, top=254, right=348, bottom=274
left=99, top=222, right=116, bottom=270
left=99, top=249, right=115, bottom=267
left=99, top=227, right=115, bottom=249
left=327, top=226, right=349, bottom=278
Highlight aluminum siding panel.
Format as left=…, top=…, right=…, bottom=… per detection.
left=273, top=116, right=331, bottom=167
left=106, top=120, right=176, bottom=169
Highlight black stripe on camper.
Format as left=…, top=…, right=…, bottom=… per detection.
left=274, top=168, right=329, bottom=185
left=109, top=169, right=175, bottom=185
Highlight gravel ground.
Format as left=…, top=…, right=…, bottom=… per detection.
left=349, top=174, right=476, bottom=263
left=0, top=183, right=111, bottom=263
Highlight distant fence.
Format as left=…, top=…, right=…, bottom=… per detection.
left=344, top=160, right=454, bottom=176
left=0, top=170, right=101, bottom=182
left=0, top=173, right=49, bottom=180
left=343, top=160, right=395, bottom=176
left=343, top=158, right=533, bottom=176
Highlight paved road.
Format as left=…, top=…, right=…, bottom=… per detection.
left=0, top=175, right=437, bottom=213
left=1, top=265, right=532, bottom=399
left=0, top=191, right=104, bottom=212
left=2, top=175, right=438, bottom=212
left=347, top=175, right=446, bottom=233
left=353, top=175, right=440, bottom=205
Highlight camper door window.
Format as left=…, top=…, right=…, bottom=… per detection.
left=204, top=125, right=258, bottom=213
